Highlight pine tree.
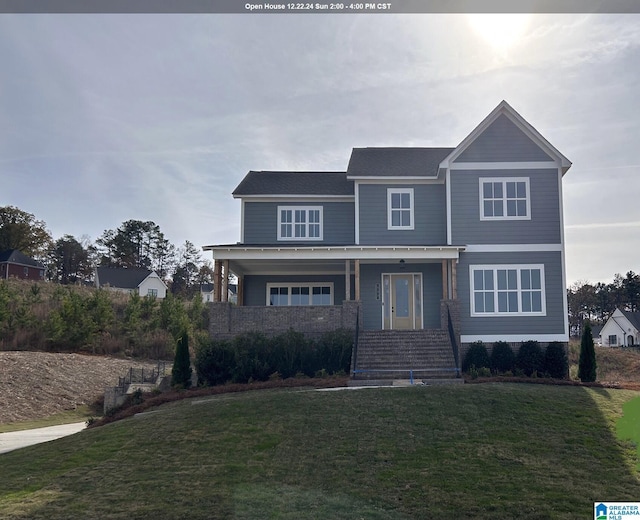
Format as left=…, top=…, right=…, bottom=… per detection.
left=578, top=321, right=597, bottom=382
left=172, top=331, right=192, bottom=389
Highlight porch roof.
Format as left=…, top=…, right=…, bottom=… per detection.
left=202, top=244, right=464, bottom=276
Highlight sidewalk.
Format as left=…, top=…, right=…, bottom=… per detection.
left=0, top=422, right=86, bottom=455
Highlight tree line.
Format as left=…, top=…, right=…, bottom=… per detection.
left=0, top=205, right=213, bottom=298
left=568, top=271, right=640, bottom=335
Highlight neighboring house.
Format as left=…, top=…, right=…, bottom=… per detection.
left=201, top=283, right=237, bottom=304
left=600, top=309, right=640, bottom=347
left=204, top=101, right=572, bottom=380
left=95, top=267, right=167, bottom=299
left=590, top=324, right=603, bottom=346
left=0, top=249, right=45, bottom=281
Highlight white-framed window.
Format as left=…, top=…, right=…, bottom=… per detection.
left=147, top=288, right=158, bottom=298
left=267, top=283, right=333, bottom=306
left=277, top=206, right=323, bottom=241
left=470, top=264, right=546, bottom=316
left=608, top=334, right=618, bottom=346
left=387, top=188, right=414, bottom=230
left=480, top=178, right=530, bottom=220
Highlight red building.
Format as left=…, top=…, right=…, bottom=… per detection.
left=0, top=250, right=46, bottom=281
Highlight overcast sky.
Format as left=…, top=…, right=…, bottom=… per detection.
left=1, top=12, right=639, bottom=285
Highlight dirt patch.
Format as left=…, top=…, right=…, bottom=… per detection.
left=0, top=352, right=158, bottom=424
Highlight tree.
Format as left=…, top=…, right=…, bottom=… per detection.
left=0, top=206, right=52, bottom=259
left=171, top=241, right=204, bottom=298
left=171, top=331, right=192, bottom=389
left=96, top=220, right=174, bottom=275
left=48, top=235, right=94, bottom=284
left=578, top=321, right=597, bottom=382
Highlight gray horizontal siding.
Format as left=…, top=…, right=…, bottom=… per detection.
left=358, top=184, right=446, bottom=245
left=450, top=169, right=561, bottom=245
left=454, top=114, right=553, bottom=163
left=243, top=274, right=348, bottom=306
left=360, top=263, right=442, bottom=330
left=243, top=201, right=354, bottom=245
left=457, top=251, right=565, bottom=337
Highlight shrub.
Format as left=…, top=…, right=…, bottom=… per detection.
left=578, top=321, right=597, bottom=382
left=516, top=340, right=543, bottom=376
left=544, top=341, right=568, bottom=379
left=316, top=329, right=353, bottom=375
left=462, top=341, right=489, bottom=372
left=490, top=341, right=515, bottom=373
left=232, top=332, right=272, bottom=383
left=171, top=331, right=192, bottom=389
left=195, top=337, right=234, bottom=386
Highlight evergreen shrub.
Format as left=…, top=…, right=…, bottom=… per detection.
left=490, top=341, right=515, bottom=373
left=544, top=341, right=568, bottom=379
left=516, top=340, right=543, bottom=376
left=462, top=341, right=489, bottom=372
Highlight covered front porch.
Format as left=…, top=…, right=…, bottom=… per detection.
left=203, top=245, right=463, bottom=336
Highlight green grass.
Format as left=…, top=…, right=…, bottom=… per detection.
left=1, top=384, right=639, bottom=519
left=0, top=407, right=92, bottom=433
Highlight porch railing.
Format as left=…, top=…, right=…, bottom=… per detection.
left=447, top=307, right=461, bottom=378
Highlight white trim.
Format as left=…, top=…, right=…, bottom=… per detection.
left=461, top=334, right=569, bottom=343
left=347, top=176, right=442, bottom=183
left=234, top=195, right=354, bottom=201
left=203, top=245, right=464, bottom=261
left=266, top=282, right=334, bottom=306
left=387, top=188, right=414, bottom=230
left=465, top=244, right=562, bottom=253
left=450, top=161, right=558, bottom=170
left=479, top=177, right=531, bottom=221
left=240, top=199, right=245, bottom=244
left=277, top=206, right=323, bottom=241
left=355, top=181, right=360, bottom=245
left=446, top=169, right=452, bottom=245
left=470, top=264, right=546, bottom=317
left=558, top=166, right=569, bottom=338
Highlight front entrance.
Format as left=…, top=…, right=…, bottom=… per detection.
left=382, top=273, right=423, bottom=330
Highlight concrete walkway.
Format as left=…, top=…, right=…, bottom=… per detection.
left=0, top=422, right=86, bottom=455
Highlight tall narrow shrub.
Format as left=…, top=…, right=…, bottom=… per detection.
left=172, top=331, right=192, bottom=388
left=578, top=321, right=597, bottom=382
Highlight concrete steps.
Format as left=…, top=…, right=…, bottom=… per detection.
left=352, top=329, right=459, bottom=382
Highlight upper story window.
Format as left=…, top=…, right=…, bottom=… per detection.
left=470, top=264, right=546, bottom=316
left=387, top=188, right=414, bottom=230
left=278, top=206, right=323, bottom=241
left=480, top=178, right=530, bottom=220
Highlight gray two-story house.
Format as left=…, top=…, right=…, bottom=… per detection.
left=204, top=101, right=571, bottom=381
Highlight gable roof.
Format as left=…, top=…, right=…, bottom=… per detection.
left=96, top=267, right=155, bottom=289
left=439, top=100, right=572, bottom=175
left=347, top=147, right=454, bottom=179
left=233, top=171, right=353, bottom=197
left=620, top=309, right=640, bottom=331
left=0, top=249, right=44, bottom=268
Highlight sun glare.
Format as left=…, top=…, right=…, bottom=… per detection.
left=467, top=14, right=530, bottom=52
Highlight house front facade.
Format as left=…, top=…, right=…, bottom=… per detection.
left=95, top=267, right=168, bottom=299
left=0, top=250, right=46, bottom=281
left=204, top=101, right=571, bottom=376
left=600, top=308, right=640, bottom=347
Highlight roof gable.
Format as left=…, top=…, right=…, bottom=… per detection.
left=621, top=309, right=640, bottom=331
left=440, top=100, right=572, bottom=174
left=0, top=249, right=44, bottom=268
left=347, top=147, right=454, bottom=179
left=96, top=267, right=154, bottom=289
left=233, top=171, right=353, bottom=197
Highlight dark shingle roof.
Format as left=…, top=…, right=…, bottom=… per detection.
left=0, top=249, right=44, bottom=268
left=232, top=171, right=353, bottom=197
left=621, top=310, right=640, bottom=331
left=96, top=267, right=152, bottom=289
left=346, top=147, right=455, bottom=178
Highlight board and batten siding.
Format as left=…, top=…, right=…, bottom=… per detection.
left=453, top=114, right=554, bottom=163
left=456, top=251, right=566, bottom=338
left=450, top=169, right=561, bottom=245
left=243, top=201, right=355, bottom=245
left=359, top=263, right=442, bottom=330
left=358, top=184, right=447, bottom=246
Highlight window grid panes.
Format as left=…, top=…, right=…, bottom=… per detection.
left=480, top=178, right=529, bottom=220
left=471, top=266, right=545, bottom=315
left=268, top=284, right=332, bottom=306
left=278, top=207, right=323, bottom=240
left=388, top=189, right=413, bottom=229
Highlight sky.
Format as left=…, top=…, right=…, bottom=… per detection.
left=0, top=9, right=639, bottom=285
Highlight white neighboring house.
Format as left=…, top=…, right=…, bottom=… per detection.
left=600, top=308, right=640, bottom=347
left=96, top=267, right=168, bottom=299
left=201, top=283, right=237, bottom=304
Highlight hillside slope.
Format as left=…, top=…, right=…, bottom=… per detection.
left=0, top=352, right=157, bottom=423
